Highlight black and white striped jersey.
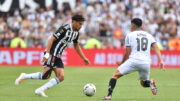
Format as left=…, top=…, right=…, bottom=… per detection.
left=49, top=24, right=79, bottom=58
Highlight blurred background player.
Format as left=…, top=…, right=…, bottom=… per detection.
left=103, top=18, right=165, bottom=100
left=15, top=14, right=90, bottom=97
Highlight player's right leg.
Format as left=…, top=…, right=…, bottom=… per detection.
left=138, top=64, right=157, bottom=95
left=103, top=60, right=136, bottom=100
left=140, top=79, right=157, bottom=95
left=150, top=79, right=157, bottom=95
left=103, top=69, right=123, bottom=100
left=15, top=67, right=52, bottom=85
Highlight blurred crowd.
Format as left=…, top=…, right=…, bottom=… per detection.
left=0, top=0, right=180, bottom=50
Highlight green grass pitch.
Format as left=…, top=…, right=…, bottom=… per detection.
left=0, top=66, right=180, bottom=101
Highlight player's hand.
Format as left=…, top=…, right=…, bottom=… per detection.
left=116, top=61, right=121, bottom=66
left=159, top=61, right=165, bottom=71
left=42, top=53, right=50, bottom=63
left=42, top=57, right=48, bottom=63
left=83, top=58, right=90, bottom=65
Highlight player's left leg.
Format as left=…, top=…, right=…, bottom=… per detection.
left=15, top=67, right=53, bottom=85
left=15, top=55, right=55, bottom=86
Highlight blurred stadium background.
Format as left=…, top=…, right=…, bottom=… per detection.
left=0, top=0, right=180, bottom=101
left=0, top=0, right=180, bottom=50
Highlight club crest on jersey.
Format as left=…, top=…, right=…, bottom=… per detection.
left=60, top=29, right=64, bottom=33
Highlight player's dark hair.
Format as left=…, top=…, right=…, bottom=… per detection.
left=72, top=14, right=85, bottom=21
left=131, top=18, right=142, bottom=27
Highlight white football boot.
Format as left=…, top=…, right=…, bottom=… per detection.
left=150, top=79, right=157, bottom=95
left=103, top=95, right=112, bottom=100
left=15, top=73, right=26, bottom=85
left=35, top=88, right=48, bottom=97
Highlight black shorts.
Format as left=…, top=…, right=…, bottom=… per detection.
left=43, top=54, right=64, bottom=68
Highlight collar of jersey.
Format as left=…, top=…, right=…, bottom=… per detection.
left=70, top=23, right=73, bottom=31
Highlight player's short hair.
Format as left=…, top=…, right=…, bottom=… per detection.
left=72, top=14, right=85, bottom=21
left=131, top=18, right=142, bottom=27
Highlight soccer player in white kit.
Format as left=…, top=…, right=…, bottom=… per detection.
left=103, top=18, right=165, bottom=100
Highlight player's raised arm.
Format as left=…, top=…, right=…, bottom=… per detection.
left=151, top=43, right=165, bottom=70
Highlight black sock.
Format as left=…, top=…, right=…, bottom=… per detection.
left=143, top=80, right=151, bottom=87
left=108, top=78, right=117, bottom=96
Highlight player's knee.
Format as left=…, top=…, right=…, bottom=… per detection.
left=42, top=74, right=51, bottom=80
left=57, top=75, right=64, bottom=82
left=42, top=68, right=52, bottom=80
left=112, top=74, right=118, bottom=79
left=141, top=80, right=150, bottom=87
left=112, top=71, right=122, bottom=79
left=112, top=74, right=121, bottom=79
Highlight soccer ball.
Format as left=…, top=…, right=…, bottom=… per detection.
left=83, top=83, right=96, bottom=96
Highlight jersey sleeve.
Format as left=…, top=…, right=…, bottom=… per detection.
left=125, top=34, right=131, bottom=47
left=53, top=26, right=66, bottom=39
left=73, top=33, right=79, bottom=43
left=150, top=35, right=156, bottom=45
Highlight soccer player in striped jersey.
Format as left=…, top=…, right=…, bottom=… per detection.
left=15, top=14, right=90, bottom=97
left=103, top=18, right=165, bottom=100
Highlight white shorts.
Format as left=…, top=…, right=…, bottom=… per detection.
left=118, top=59, right=150, bottom=80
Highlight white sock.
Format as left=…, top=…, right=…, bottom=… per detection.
left=24, top=72, right=42, bottom=79
left=38, top=77, right=60, bottom=91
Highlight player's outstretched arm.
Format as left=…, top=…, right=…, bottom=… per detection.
left=42, top=36, right=56, bottom=63
left=73, top=43, right=90, bottom=65
left=152, top=43, right=165, bottom=70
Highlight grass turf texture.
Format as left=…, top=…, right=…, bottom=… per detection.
left=0, top=66, right=180, bottom=101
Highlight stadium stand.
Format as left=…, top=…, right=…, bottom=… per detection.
left=0, top=0, right=180, bottom=50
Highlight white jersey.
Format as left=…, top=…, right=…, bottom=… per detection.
left=125, top=30, right=156, bottom=64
